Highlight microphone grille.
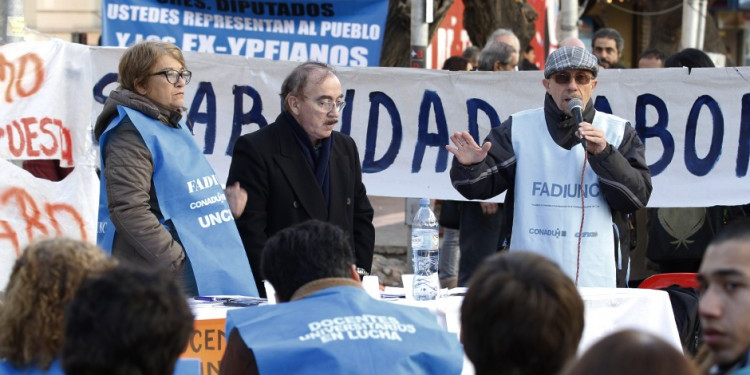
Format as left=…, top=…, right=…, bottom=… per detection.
left=568, top=98, right=583, bottom=111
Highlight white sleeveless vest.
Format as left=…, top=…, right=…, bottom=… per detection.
left=510, top=107, right=626, bottom=287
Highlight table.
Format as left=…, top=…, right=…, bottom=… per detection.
left=393, top=287, right=682, bottom=353
left=182, top=287, right=681, bottom=375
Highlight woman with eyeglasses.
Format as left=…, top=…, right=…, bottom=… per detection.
left=93, top=41, right=258, bottom=297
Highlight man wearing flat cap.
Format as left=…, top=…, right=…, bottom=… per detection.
left=446, top=46, right=651, bottom=287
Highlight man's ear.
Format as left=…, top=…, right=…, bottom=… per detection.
left=288, top=96, right=301, bottom=116
left=590, top=79, right=598, bottom=91
left=349, top=264, right=361, bottom=283
left=493, top=61, right=502, bottom=72
left=542, top=78, right=550, bottom=92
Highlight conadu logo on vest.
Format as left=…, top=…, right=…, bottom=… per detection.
left=528, top=227, right=566, bottom=238
left=531, top=181, right=601, bottom=198
left=186, top=173, right=235, bottom=229
left=574, top=231, right=599, bottom=238
left=299, top=314, right=417, bottom=344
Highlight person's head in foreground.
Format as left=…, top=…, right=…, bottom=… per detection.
left=262, top=219, right=357, bottom=302
left=698, top=219, right=750, bottom=374
left=461, top=251, right=584, bottom=375
left=543, top=46, right=599, bottom=116
left=0, top=237, right=113, bottom=371
left=61, top=265, right=194, bottom=375
left=562, top=329, right=700, bottom=375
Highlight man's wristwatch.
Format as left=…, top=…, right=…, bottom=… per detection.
left=356, top=267, right=369, bottom=277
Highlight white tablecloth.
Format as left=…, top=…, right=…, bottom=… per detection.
left=392, top=287, right=682, bottom=375
left=393, top=287, right=681, bottom=352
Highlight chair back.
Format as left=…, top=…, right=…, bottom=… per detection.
left=638, top=273, right=699, bottom=289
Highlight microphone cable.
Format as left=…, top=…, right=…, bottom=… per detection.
left=575, top=148, right=588, bottom=286
left=568, top=98, right=587, bottom=286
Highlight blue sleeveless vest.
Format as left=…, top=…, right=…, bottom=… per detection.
left=97, top=106, right=257, bottom=296
left=0, top=360, right=64, bottom=375
left=226, top=286, right=463, bottom=375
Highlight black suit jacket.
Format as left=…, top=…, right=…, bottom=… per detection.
left=227, top=113, right=375, bottom=294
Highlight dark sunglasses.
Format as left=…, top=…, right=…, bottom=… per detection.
left=552, top=72, right=593, bottom=85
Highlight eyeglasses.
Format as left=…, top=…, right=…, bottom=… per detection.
left=149, top=69, right=192, bottom=85
left=304, top=96, right=346, bottom=112
left=551, top=72, right=593, bottom=85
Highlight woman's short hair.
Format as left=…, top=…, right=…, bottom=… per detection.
left=562, top=329, right=700, bottom=375
left=118, top=41, right=186, bottom=92
left=0, top=238, right=113, bottom=369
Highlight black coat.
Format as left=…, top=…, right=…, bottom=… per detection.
left=227, top=113, right=375, bottom=294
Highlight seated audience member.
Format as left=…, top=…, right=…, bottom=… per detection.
left=220, top=220, right=463, bottom=375
left=461, top=251, right=584, bottom=375
left=61, top=265, right=194, bottom=375
left=0, top=238, right=113, bottom=374
left=698, top=219, right=750, bottom=375
left=562, top=330, right=700, bottom=375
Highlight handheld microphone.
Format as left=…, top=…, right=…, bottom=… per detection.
left=568, top=98, right=587, bottom=150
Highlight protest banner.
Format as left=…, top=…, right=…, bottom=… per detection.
left=3, top=40, right=750, bottom=289
left=0, top=41, right=98, bottom=289
left=88, top=48, right=750, bottom=208
left=101, top=0, right=389, bottom=67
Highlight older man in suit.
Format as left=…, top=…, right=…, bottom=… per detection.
left=227, top=62, right=375, bottom=296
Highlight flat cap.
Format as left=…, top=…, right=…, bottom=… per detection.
left=544, top=46, right=599, bottom=78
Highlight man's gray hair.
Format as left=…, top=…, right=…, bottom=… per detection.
left=279, top=61, right=336, bottom=111
left=486, top=28, right=520, bottom=51
left=478, top=41, right=517, bottom=72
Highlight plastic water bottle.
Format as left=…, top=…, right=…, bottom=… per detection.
left=411, top=198, right=439, bottom=301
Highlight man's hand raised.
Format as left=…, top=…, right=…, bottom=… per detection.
left=445, top=132, right=492, bottom=166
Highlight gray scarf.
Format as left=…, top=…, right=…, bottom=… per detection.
left=94, top=87, right=184, bottom=142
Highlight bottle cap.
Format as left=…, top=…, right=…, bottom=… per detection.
left=419, top=198, right=429, bottom=206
